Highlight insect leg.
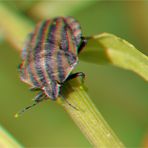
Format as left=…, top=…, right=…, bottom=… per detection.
left=34, top=91, right=45, bottom=102
left=78, top=37, right=91, bottom=54
left=14, top=92, right=45, bottom=118
left=30, top=87, right=41, bottom=91
left=66, top=72, right=85, bottom=83
left=60, top=95, right=79, bottom=111
left=14, top=102, right=38, bottom=118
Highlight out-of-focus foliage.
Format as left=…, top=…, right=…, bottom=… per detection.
left=0, top=126, right=22, bottom=147
left=0, top=1, right=148, bottom=147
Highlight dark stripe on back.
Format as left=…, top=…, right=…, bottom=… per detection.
left=63, top=18, right=78, bottom=55
left=46, top=18, right=58, bottom=46
left=60, top=21, right=69, bottom=51
left=57, top=52, right=66, bottom=82
left=34, top=20, right=49, bottom=86
left=64, top=51, right=77, bottom=67
left=64, top=17, right=82, bottom=48
left=45, top=18, right=59, bottom=82
left=27, top=64, right=40, bottom=87
left=26, top=25, right=41, bottom=87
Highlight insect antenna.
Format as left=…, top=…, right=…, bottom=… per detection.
left=14, top=102, right=39, bottom=118
left=60, top=95, right=79, bottom=111
left=65, top=99, right=79, bottom=111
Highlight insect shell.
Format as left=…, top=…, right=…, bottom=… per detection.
left=17, top=16, right=87, bottom=116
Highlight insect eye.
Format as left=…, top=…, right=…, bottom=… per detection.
left=18, top=63, right=23, bottom=72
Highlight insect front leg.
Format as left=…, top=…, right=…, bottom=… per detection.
left=15, top=91, right=45, bottom=118
left=66, top=72, right=85, bottom=83
left=34, top=91, right=45, bottom=102
left=30, top=87, right=41, bottom=92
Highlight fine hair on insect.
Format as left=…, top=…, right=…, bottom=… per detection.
left=15, top=16, right=91, bottom=117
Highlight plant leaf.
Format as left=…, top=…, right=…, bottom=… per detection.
left=80, top=33, right=148, bottom=81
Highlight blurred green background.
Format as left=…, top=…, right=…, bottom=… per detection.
left=0, top=1, right=148, bottom=147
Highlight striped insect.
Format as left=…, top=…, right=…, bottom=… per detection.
left=15, top=16, right=88, bottom=117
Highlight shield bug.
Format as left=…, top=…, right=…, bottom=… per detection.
left=15, top=16, right=88, bottom=117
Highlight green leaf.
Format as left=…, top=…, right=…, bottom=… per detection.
left=80, top=33, right=148, bottom=81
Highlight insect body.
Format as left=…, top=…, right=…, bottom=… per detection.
left=16, top=17, right=87, bottom=116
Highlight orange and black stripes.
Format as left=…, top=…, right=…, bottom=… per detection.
left=33, top=20, right=50, bottom=87
left=45, top=18, right=60, bottom=83
left=29, top=21, right=47, bottom=87
left=19, top=17, right=83, bottom=100
left=64, top=17, right=82, bottom=47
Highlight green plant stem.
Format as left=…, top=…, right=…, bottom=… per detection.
left=57, top=80, right=124, bottom=147
left=0, top=4, right=125, bottom=147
